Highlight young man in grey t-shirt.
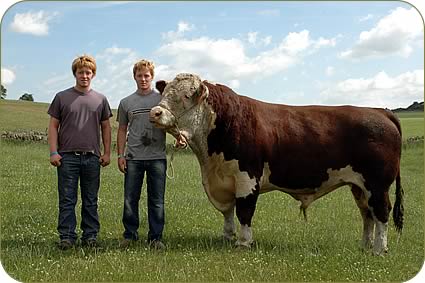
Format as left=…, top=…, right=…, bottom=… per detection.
left=116, top=59, right=167, bottom=250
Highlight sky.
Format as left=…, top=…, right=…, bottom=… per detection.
left=1, top=0, right=424, bottom=110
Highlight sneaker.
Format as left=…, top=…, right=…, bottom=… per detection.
left=81, top=238, right=98, bottom=248
left=148, top=239, right=166, bottom=251
left=119, top=238, right=135, bottom=249
left=57, top=239, right=74, bottom=250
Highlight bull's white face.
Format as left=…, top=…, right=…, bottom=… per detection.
left=150, top=73, right=210, bottom=147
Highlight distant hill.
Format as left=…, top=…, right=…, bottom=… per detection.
left=393, top=101, right=424, bottom=112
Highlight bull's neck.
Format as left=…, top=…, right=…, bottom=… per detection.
left=185, top=102, right=216, bottom=166
left=188, top=83, right=246, bottom=165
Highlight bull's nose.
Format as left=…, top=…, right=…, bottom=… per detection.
left=149, top=106, right=163, bottom=120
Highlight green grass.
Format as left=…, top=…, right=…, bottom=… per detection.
left=1, top=99, right=424, bottom=282
left=0, top=140, right=423, bottom=282
left=396, top=111, right=424, bottom=138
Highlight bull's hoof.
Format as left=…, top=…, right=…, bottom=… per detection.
left=235, top=244, right=251, bottom=251
left=373, top=247, right=388, bottom=256
left=235, top=239, right=253, bottom=250
left=359, top=240, right=373, bottom=252
left=223, top=233, right=236, bottom=242
left=223, top=236, right=235, bottom=242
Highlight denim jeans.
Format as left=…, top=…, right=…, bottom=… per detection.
left=123, top=159, right=166, bottom=241
left=57, top=153, right=100, bottom=243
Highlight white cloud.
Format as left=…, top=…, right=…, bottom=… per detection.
left=177, top=21, right=192, bottom=33
left=325, top=66, right=334, bottom=77
left=93, top=46, right=141, bottom=107
left=261, top=35, right=272, bottom=46
left=279, top=30, right=311, bottom=54
left=156, top=29, right=337, bottom=87
left=359, top=14, right=374, bottom=22
left=319, top=70, right=424, bottom=109
left=314, top=37, right=337, bottom=48
left=229, top=80, right=240, bottom=89
left=43, top=73, right=71, bottom=88
left=340, top=7, right=423, bottom=59
left=247, top=32, right=258, bottom=44
left=1, top=68, right=16, bottom=85
left=10, top=10, right=58, bottom=36
left=247, top=31, right=272, bottom=47
left=162, top=21, right=195, bottom=41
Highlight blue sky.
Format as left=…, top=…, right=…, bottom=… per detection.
left=1, top=0, right=424, bottom=109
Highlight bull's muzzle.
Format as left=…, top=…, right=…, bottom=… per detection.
left=149, top=106, right=175, bottom=129
left=149, top=106, right=163, bottom=121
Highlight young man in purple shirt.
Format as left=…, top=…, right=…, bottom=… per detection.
left=47, top=55, right=112, bottom=250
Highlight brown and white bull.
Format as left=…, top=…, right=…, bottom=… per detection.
left=150, top=73, right=404, bottom=255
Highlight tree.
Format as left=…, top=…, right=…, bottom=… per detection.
left=19, top=93, right=34, bottom=101
left=1, top=84, right=6, bottom=99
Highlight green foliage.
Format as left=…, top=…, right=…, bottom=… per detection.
left=1, top=84, right=6, bottom=99
left=19, top=93, right=34, bottom=101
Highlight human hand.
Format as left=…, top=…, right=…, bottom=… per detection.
left=175, top=133, right=188, bottom=149
left=50, top=154, right=62, bottom=167
left=118, top=157, right=127, bottom=173
left=100, top=154, right=111, bottom=167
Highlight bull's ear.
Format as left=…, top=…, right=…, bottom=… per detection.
left=156, top=80, right=167, bottom=95
left=196, top=82, right=209, bottom=104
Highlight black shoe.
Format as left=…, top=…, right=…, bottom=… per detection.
left=81, top=238, right=98, bottom=248
left=119, top=238, right=136, bottom=249
left=148, top=239, right=166, bottom=251
left=57, top=239, right=74, bottom=250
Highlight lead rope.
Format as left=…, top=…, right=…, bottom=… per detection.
left=166, top=142, right=177, bottom=179
left=166, top=123, right=185, bottom=180
left=161, top=104, right=198, bottom=180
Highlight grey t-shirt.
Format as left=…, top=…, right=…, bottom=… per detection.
left=47, top=87, right=113, bottom=157
left=117, top=89, right=166, bottom=160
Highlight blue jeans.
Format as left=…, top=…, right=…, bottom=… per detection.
left=57, top=153, right=100, bottom=243
left=123, top=159, right=166, bottom=241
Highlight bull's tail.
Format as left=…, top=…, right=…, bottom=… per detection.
left=385, top=109, right=404, bottom=233
left=393, top=170, right=404, bottom=233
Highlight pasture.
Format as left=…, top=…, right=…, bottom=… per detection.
left=0, top=99, right=424, bottom=282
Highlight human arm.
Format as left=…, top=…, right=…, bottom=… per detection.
left=48, top=116, right=62, bottom=167
left=99, top=119, right=112, bottom=167
left=117, top=124, right=128, bottom=173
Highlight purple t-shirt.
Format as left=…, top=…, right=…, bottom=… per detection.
left=47, top=87, right=112, bottom=157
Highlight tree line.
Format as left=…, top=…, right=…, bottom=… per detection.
left=1, top=84, right=34, bottom=101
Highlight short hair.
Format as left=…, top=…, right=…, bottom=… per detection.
left=133, top=59, right=155, bottom=77
left=72, top=55, right=97, bottom=75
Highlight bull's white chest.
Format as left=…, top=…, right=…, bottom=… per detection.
left=200, top=153, right=367, bottom=212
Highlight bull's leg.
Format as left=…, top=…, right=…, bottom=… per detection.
left=351, top=185, right=374, bottom=250
left=373, top=220, right=388, bottom=255
left=369, top=190, right=391, bottom=255
left=222, top=207, right=236, bottom=241
left=235, top=184, right=260, bottom=247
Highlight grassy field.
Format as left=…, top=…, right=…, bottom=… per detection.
left=0, top=99, right=424, bottom=282
left=0, top=100, right=423, bottom=142
left=397, top=111, right=424, bottom=138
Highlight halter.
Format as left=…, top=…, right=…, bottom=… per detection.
left=158, top=103, right=199, bottom=179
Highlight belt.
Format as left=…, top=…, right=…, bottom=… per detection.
left=73, top=151, right=94, bottom=155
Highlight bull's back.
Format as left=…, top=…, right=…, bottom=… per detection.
left=262, top=105, right=401, bottom=190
